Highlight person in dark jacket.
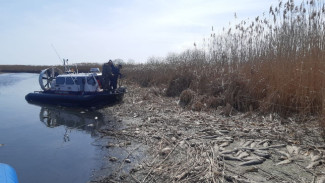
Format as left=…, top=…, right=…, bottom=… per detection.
left=102, top=60, right=113, bottom=91
left=110, top=64, right=122, bottom=90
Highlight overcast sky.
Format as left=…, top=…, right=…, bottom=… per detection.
left=0, top=0, right=278, bottom=65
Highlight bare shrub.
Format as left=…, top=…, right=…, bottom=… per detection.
left=191, top=101, right=204, bottom=111
left=165, top=73, right=193, bottom=97
left=205, top=96, right=225, bottom=109
left=222, top=74, right=259, bottom=112
left=179, top=89, right=195, bottom=107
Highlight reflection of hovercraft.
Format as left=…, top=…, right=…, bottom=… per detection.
left=39, top=106, right=104, bottom=134
left=25, top=59, right=126, bottom=108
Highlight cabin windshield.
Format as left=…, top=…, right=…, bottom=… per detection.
left=66, top=77, right=74, bottom=85
left=87, top=76, right=96, bottom=85
left=56, top=77, right=65, bottom=84
left=75, top=77, right=83, bottom=85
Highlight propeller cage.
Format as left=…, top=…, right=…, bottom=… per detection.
left=39, top=68, right=62, bottom=91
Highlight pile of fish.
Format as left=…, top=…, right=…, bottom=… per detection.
left=97, top=85, right=325, bottom=183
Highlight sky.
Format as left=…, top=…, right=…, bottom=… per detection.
left=0, top=0, right=278, bottom=65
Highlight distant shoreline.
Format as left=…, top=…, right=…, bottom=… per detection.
left=0, top=64, right=102, bottom=74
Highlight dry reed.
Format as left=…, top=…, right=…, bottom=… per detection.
left=123, top=0, right=325, bottom=118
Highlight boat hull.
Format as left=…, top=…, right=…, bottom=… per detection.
left=25, top=91, right=124, bottom=107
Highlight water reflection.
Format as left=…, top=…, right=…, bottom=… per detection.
left=38, top=105, right=104, bottom=138
left=0, top=73, right=31, bottom=88
left=0, top=73, right=105, bottom=183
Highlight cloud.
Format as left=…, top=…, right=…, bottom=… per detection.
left=0, top=0, right=279, bottom=65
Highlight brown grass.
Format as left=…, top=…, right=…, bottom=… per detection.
left=122, top=0, right=325, bottom=118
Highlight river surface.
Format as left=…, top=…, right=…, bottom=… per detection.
left=0, top=73, right=106, bottom=183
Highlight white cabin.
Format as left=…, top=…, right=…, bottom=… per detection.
left=50, top=73, right=101, bottom=92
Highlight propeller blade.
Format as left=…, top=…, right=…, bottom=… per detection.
left=46, top=69, right=51, bottom=76
left=51, top=68, right=54, bottom=77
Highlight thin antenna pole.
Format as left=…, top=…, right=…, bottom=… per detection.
left=51, top=44, right=62, bottom=64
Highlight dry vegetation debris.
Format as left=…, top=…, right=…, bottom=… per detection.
left=81, top=1, right=325, bottom=181
left=93, top=84, right=325, bottom=183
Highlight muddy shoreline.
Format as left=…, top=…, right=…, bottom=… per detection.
left=92, top=84, right=325, bottom=183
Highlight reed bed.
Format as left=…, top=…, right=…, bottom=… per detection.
left=123, top=0, right=325, bottom=119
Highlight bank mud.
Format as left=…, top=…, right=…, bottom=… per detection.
left=93, top=84, right=325, bottom=183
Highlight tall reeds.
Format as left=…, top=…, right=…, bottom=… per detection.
left=123, top=0, right=325, bottom=118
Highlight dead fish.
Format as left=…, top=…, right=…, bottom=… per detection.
left=311, top=151, right=323, bottom=162
left=219, top=147, right=226, bottom=152
left=259, top=144, right=286, bottom=150
left=244, top=167, right=259, bottom=173
left=124, top=159, right=131, bottom=163
left=263, top=142, right=270, bottom=147
left=306, top=160, right=322, bottom=169
left=238, top=151, right=250, bottom=159
left=250, top=142, right=257, bottom=148
left=240, top=147, right=255, bottom=151
left=276, top=158, right=293, bottom=166
left=276, top=150, right=291, bottom=158
left=242, top=140, right=253, bottom=147
left=242, top=154, right=262, bottom=161
left=220, top=148, right=238, bottom=155
left=175, top=171, right=189, bottom=180
left=239, top=139, right=246, bottom=146
left=224, top=136, right=234, bottom=141
left=253, top=150, right=271, bottom=158
left=213, top=144, right=219, bottom=153
left=219, top=130, right=230, bottom=134
left=109, top=157, right=118, bottom=162
left=235, top=150, right=243, bottom=157
left=278, top=156, right=288, bottom=161
left=312, top=154, right=323, bottom=162
left=216, top=136, right=233, bottom=142
left=257, top=139, right=270, bottom=146
left=220, top=154, right=242, bottom=161
left=287, top=145, right=301, bottom=155
left=224, top=175, right=255, bottom=183
left=220, top=141, right=230, bottom=147
left=286, top=145, right=294, bottom=154
left=240, top=158, right=265, bottom=166
left=106, top=143, right=115, bottom=148
left=292, top=145, right=301, bottom=155
left=160, top=147, right=172, bottom=156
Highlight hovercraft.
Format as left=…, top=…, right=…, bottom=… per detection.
left=25, top=59, right=126, bottom=108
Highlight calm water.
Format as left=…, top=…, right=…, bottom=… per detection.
left=0, top=73, right=106, bottom=183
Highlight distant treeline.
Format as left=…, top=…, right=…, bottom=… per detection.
left=0, top=63, right=103, bottom=73
left=0, top=65, right=49, bottom=73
